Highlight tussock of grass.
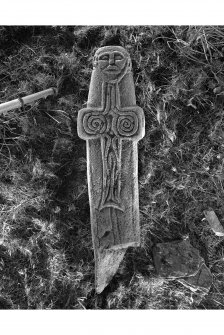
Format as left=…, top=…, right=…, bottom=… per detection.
left=1, top=26, right=224, bottom=309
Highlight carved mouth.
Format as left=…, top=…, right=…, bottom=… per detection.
left=105, top=66, right=119, bottom=72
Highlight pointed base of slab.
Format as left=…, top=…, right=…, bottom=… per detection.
left=95, top=248, right=127, bottom=294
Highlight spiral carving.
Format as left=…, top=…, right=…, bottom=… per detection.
left=83, top=112, right=107, bottom=135
left=113, top=111, right=139, bottom=137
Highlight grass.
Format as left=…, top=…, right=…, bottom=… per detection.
left=1, top=25, right=224, bottom=309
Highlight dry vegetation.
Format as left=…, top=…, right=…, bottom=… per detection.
left=1, top=26, right=224, bottom=309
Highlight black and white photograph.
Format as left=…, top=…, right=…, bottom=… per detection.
left=1, top=1, right=224, bottom=333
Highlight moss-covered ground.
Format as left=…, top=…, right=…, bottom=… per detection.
left=1, top=26, right=224, bottom=309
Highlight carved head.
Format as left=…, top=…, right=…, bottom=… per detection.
left=93, top=46, right=131, bottom=83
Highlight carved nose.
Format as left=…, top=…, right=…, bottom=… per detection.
left=109, top=56, right=115, bottom=65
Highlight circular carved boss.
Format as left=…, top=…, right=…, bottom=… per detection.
left=112, top=110, right=139, bottom=138
left=77, top=107, right=144, bottom=141
left=112, top=107, right=144, bottom=140
left=77, top=108, right=107, bottom=139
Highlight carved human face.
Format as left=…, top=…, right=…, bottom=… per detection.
left=94, top=46, right=131, bottom=82
left=98, top=51, right=126, bottom=75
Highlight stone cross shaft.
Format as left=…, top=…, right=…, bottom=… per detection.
left=77, top=46, right=145, bottom=293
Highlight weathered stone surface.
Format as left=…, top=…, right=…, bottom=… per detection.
left=95, top=249, right=126, bottom=294
left=204, top=210, right=224, bottom=237
left=77, top=46, right=145, bottom=293
left=153, top=239, right=204, bottom=278
left=178, top=263, right=213, bottom=292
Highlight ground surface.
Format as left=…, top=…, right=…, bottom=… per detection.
left=1, top=26, right=224, bottom=309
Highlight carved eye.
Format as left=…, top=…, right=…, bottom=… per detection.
left=115, top=53, right=123, bottom=60
left=99, top=54, right=109, bottom=61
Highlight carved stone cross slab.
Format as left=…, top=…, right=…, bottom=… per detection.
left=77, top=46, right=145, bottom=293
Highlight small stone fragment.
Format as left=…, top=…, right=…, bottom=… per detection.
left=178, top=263, right=213, bottom=293
left=204, top=210, right=224, bottom=236
left=153, top=239, right=204, bottom=279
